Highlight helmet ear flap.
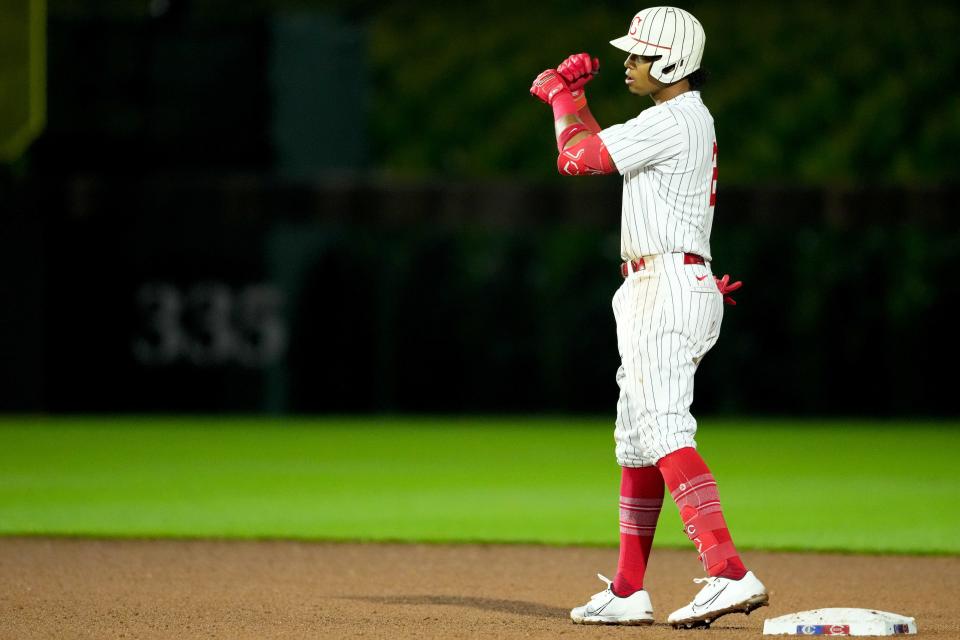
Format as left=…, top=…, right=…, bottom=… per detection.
left=653, top=57, right=691, bottom=84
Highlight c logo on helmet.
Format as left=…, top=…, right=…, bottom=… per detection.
left=629, top=16, right=642, bottom=35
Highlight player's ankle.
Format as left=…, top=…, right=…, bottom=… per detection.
left=612, top=575, right=642, bottom=597
left=711, top=558, right=748, bottom=581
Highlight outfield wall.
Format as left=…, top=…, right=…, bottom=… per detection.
left=2, top=177, right=956, bottom=415
left=3, top=5, right=958, bottom=415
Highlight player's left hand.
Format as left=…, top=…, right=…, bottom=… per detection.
left=715, top=274, right=742, bottom=306
left=530, top=69, right=570, bottom=105
left=557, top=53, right=600, bottom=91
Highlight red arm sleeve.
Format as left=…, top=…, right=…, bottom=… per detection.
left=578, top=105, right=602, bottom=134
left=557, top=134, right=615, bottom=176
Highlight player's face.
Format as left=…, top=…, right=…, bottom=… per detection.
left=623, top=54, right=662, bottom=96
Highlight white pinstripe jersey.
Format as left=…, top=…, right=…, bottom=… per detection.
left=597, top=91, right=717, bottom=262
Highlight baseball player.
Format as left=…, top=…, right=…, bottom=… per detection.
left=530, top=6, right=767, bottom=629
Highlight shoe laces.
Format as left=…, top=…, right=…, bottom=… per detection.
left=590, top=573, right=614, bottom=599
left=693, top=575, right=724, bottom=595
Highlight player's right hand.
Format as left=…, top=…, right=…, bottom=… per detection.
left=557, top=53, right=600, bottom=91
left=530, top=69, right=570, bottom=105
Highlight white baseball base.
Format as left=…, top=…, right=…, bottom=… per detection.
left=762, top=608, right=917, bottom=636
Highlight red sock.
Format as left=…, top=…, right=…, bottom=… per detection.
left=656, top=447, right=748, bottom=580
left=612, top=466, right=664, bottom=596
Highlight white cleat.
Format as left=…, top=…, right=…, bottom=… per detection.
left=570, top=574, right=654, bottom=625
left=668, top=571, right=769, bottom=629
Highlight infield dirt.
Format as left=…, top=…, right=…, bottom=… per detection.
left=1, top=538, right=956, bottom=639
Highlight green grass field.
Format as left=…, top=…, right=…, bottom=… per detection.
left=1, top=416, right=957, bottom=554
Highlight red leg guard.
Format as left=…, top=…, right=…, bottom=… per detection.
left=613, top=466, right=664, bottom=596
left=657, top=448, right=747, bottom=580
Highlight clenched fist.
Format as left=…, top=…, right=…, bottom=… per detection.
left=530, top=69, right=570, bottom=105
left=557, top=53, right=600, bottom=91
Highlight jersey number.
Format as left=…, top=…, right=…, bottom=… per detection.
left=709, top=141, right=718, bottom=207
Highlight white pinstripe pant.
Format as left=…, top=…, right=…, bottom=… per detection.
left=612, top=252, right=724, bottom=467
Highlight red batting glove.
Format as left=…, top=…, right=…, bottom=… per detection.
left=715, top=274, right=743, bottom=306
left=530, top=69, right=569, bottom=105
left=557, top=53, right=600, bottom=91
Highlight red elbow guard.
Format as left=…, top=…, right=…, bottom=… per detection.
left=557, top=135, right=615, bottom=176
